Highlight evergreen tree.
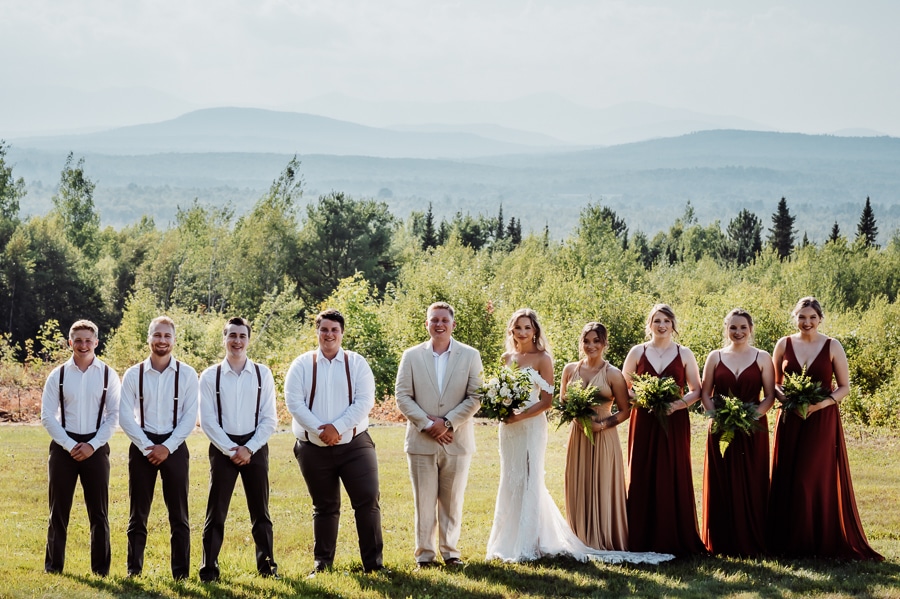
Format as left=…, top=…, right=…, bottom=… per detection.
left=856, top=196, right=879, bottom=248
left=506, top=217, right=522, bottom=246
left=725, top=209, right=762, bottom=266
left=437, top=220, right=450, bottom=245
left=829, top=221, right=841, bottom=243
left=767, top=197, right=796, bottom=259
left=421, top=203, right=438, bottom=250
left=801, top=232, right=811, bottom=247
left=495, top=204, right=505, bottom=240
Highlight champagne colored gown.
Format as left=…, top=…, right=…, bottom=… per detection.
left=564, top=362, right=629, bottom=551
left=767, top=337, right=883, bottom=560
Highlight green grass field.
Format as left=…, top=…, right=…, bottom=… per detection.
left=1, top=418, right=898, bottom=598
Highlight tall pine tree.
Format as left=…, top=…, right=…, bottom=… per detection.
left=855, top=196, right=878, bottom=248
left=725, top=209, right=762, bottom=266
left=767, top=197, right=795, bottom=259
left=421, top=202, right=438, bottom=250
left=829, top=221, right=841, bottom=243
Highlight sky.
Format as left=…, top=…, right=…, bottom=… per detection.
left=2, top=0, right=899, bottom=137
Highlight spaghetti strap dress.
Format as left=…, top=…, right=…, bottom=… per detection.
left=701, top=352, right=769, bottom=556
left=626, top=345, right=706, bottom=556
left=767, top=337, right=883, bottom=560
left=564, top=362, right=629, bottom=550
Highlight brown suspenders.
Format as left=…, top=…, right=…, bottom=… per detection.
left=215, top=362, right=262, bottom=429
left=305, top=351, right=356, bottom=442
left=138, top=360, right=181, bottom=430
left=57, top=363, right=109, bottom=432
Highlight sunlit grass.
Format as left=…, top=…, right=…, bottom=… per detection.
left=1, top=416, right=898, bottom=598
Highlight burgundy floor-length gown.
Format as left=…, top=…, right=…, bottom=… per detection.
left=626, top=345, right=706, bottom=556
left=701, top=354, right=769, bottom=556
left=767, top=337, right=883, bottom=560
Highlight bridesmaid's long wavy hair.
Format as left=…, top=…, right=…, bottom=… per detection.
left=644, top=303, right=679, bottom=340
left=579, top=321, right=609, bottom=358
left=505, top=308, right=552, bottom=358
left=791, top=296, right=824, bottom=320
left=722, top=308, right=754, bottom=347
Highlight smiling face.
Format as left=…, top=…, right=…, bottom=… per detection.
left=726, top=314, right=752, bottom=346
left=317, top=318, right=344, bottom=358
left=794, top=306, right=822, bottom=334
left=426, top=307, right=456, bottom=344
left=648, top=311, right=674, bottom=340
left=68, top=328, right=99, bottom=362
left=148, top=321, right=175, bottom=358
left=223, top=322, right=250, bottom=361
left=510, top=315, right=535, bottom=349
left=580, top=329, right=607, bottom=359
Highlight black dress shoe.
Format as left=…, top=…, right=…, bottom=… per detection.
left=308, top=563, right=330, bottom=578
left=443, top=557, right=465, bottom=567
left=261, top=570, right=281, bottom=580
left=416, top=560, right=438, bottom=569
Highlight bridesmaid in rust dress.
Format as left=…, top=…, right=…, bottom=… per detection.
left=768, top=297, right=883, bottom=560
left=622, top=304, right=706, bottom=556
left=699, top=309, right=775, bottom=557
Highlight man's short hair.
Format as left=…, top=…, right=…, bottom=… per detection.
left=148, top=315, right=176, bottom=336
left=69, top=319, right=99, bottom=339
left=315, top=309, right=345, bottom=331
left=427, top=301, right=455, bottom=319
left=223, top=316, right=252, bottom=337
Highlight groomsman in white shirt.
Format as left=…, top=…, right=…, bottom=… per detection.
left=40, top=319, right=120, bottom=576
left=198, top=317, right=279, bottom=582
left=119, top=316, right=198, bottom=579
left=284, top=309, right=385, bottom=576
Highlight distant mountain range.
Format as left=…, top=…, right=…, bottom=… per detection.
left=9, top=120, right=900, bottom=245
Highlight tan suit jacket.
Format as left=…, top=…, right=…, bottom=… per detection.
left=395, top=339, right=483, bottom=455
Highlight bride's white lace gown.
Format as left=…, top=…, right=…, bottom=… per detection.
left=485, top=368, right=673, bottom=564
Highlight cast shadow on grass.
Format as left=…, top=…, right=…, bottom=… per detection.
left=68, top=572, right=343, bottom=599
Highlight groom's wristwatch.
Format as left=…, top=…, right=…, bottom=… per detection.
left=443, top=419, right=453, bottom=430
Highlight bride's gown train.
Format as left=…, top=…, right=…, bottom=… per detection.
left=485, top=368, right=673, bottom=564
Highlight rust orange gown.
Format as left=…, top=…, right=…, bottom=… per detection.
left=701, top=354, right=769, bottom=556
left=626, top=345, right=706, bottom=556
left=767, top=337, right=883, bottom=560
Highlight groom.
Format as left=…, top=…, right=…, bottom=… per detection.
left=395, top=302, right=482, bottom=568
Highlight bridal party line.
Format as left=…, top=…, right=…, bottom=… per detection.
left=38, top=296, right=882, bottom=583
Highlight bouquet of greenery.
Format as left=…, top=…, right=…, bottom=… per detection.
left=630, top=373, right=682, bottom=431
left=706, top=394, right=763, bottom=456
left=778, top=366, right=829, bottom=421
left=476, top=361, right=534, bottom=421
left=552, top=383, right=602, bottom=445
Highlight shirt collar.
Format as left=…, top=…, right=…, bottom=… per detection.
left=317, top=347, right=345, bottom=364
left=66, top=356, right=103, bottom=371
left=222, top=357, right=254, bottom=375
left=428, top=338, right=454, bottom=357
left=143, top=355, right=177, bottom=372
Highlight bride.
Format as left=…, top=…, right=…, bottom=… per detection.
left=485, top=308, right=673, bottom=565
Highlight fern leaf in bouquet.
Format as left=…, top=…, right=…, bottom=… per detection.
left=630, top=373, right=681, bottom=432
left=552, top=383, right=602, bottom=445
left=778, top=366, right=829, bottom=421
left=706, top=394, right=763, bottom=456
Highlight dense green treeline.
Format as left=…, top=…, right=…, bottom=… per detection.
left=2, top=146, right=899, bottom=427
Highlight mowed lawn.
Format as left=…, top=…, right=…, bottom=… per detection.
left=1, top=418, right=899, bottom=598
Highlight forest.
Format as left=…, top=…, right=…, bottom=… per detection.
left=1, top=142, right=899, bottom=428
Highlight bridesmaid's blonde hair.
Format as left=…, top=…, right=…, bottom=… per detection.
left=505, top=308, right=552, bottom=358
left=791, top=296, right=824, bottom=320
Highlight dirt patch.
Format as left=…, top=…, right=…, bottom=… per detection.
left=0, top=385, right=42, bottom=422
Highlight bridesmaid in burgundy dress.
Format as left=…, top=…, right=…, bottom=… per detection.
left=699, top=309, right=775, bottom=557
left=622, top=304, right=706, bottom=556
left=768, top=297, right=883, bottom=560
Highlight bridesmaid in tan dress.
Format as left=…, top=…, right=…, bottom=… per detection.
left=559, top=322, right=631, bottom=550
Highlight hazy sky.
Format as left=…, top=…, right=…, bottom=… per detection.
left=3, top=0, right=899, bottom=135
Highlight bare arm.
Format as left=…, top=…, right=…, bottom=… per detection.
left=699, top=350, right=718, bottom=413
left=593, top=367, right=631, bottom=432
left=757, top=350, right=776, bottom=415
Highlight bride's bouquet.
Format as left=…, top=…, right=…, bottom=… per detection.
left=777, top=366, right=829, bottom=421
left=706, top=394, right=763, bottom=456
left=630, top=373, right=682, bottom=432
left=552, top=383, right=602, bottom=445
left=476, top=361, right=533, bottom=421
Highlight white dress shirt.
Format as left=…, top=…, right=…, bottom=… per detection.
left=431, top=339, right=455, bottom=395
left=120, top=356, right=199, bottom=456
left=40, top=357, right=121, bottom=452
left=284, top=348, right=376, bottom=447
left=198, top=358, right=277, bottom=456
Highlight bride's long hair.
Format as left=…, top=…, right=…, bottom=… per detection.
left=505, top=308, right=552, bottom=358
